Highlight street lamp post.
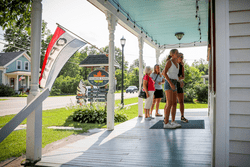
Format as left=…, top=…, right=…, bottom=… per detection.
left=120, top=36, right=126, bottom=107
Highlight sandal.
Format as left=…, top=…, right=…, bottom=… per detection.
left=181, top=116, right=188, bottom=123
left=155, top=113, right=163, bottom=117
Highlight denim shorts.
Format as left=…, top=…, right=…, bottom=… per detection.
left=164, top=79, right=177, bottom=92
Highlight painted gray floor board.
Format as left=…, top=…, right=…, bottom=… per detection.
left=36, top=115, right=211, bottom=166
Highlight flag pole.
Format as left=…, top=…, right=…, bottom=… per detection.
left=56, top=23, right=107, bottom=55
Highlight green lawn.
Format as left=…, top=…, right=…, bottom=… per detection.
left=0, top=99, right=8, bottom=101
left=0, top=105, right=138, bottom=162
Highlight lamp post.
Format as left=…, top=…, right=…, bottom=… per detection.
left=120, top=36, right=126, bottom=107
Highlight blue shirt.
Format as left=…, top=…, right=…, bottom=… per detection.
left=150, top=73, right=163, bottom=90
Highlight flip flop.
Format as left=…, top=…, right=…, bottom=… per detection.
left=155, top=114, right=163, bottom=117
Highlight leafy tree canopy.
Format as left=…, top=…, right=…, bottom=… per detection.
left=191, top=58, right=208, bottom=75
left=129, top=58, right=145, bottom=73
left=0, top=0, right=32, bottom=30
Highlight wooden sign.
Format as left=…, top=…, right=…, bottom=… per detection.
left=88, top=69, right=109, bottom=87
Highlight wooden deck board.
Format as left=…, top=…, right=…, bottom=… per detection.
left=36, top=114, right=211, bottom=167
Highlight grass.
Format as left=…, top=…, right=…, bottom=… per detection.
left=115, top=97, right=138, bottom=106
left=159, top=102, right=208, bottom=109
left=0, top=99, right=8, bottom=101
left=0, top=105, right=138, bottom=162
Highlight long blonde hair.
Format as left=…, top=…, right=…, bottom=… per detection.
left=166, top=49, right=178, bottom=61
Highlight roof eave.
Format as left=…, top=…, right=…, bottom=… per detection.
left=87, top=0, right=160, bottom=50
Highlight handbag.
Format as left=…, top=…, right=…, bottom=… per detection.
left=138, top=75, right=148, bottom=99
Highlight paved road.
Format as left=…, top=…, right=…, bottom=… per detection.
left=0, top=92, right=138, bottom=116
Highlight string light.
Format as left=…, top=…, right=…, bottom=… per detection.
left=194, top=0, right=202, bottom=45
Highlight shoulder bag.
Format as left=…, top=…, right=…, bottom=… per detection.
left=138, top=75, right=149, bottom=99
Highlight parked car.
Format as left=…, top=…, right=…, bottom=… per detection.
left=126, top=86, right=138, bottom=93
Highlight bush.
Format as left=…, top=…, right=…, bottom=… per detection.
left=184, top=88, right=195, bottom=103
left=50, top=87, right=62, bottom=96
left=194, top=84, right=208, bottom=103
left=72, top=109, right=128, bottom=124
left=0, top=84, right=15, bottom=97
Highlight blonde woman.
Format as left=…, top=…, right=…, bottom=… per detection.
left=143, top=66, right=155, bottom=121
left=162, top=49, right=181, bottom=128
left=150, top=64, right=165, bottom=117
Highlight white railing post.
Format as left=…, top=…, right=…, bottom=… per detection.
left=26, top=0, right=43, bottom=163
left=156, top=49, right=160, bottom=65
left=106, top=11, right=117, bottom=130
left=138, top=37, right=144, bottom=117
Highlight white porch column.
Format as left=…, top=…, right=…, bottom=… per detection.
left=138, top=37, right=144, bottom=117
left=214, top=0, right=230, bottom=166
left=27, top=76, right=30, bottom=88
left=15, top=75, right=19, bottom=91
left=26, top=0, right=43, bottom=163
left=106, top=11, right=117, bottom=130
left=155, top=49, right=160, bottom=65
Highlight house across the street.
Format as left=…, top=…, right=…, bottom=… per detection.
left=0, top=51, right=31, bottom=93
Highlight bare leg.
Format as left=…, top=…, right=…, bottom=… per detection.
left=150, top=98, right=156, bottom=115
left=171, top=91, right=177, bottom=122
left=144, top=108, right=147, bottom=118
left=164, top=90, right=173, bottom=124
left=177, top=93, right=184, bottom=116
left=155, top=98, right=161, bottom=115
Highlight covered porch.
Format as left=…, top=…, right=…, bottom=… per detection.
left=36, top=110, right=211, bottom=167
left=5, top=71, right=31, bottom=92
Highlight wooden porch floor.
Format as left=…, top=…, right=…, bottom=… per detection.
left=36, top=110, right=211, bottom=167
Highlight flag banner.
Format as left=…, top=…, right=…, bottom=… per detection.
left=39, top=27, right=86, bottom=90
left=19, top=75, right=24, bottom=81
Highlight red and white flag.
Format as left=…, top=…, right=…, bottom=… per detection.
left=39, top=26, right=86, bottom=89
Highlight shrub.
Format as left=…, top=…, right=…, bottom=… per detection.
left=50, top=87, right=62, bottom=96
left=194, top=84, right=208, bottom=103
left=184, top=88, right=195, bottom=103
left=72, top=109, right=128, bottom=124
left=0, top=84, right=15, bottom=97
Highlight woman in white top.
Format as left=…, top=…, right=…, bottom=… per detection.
left=150, top=64, right=165, bottom=117
left=162, top=49, right=182, bottom=129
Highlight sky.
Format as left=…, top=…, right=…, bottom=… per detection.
left=0, top=0, right=208, bottom=68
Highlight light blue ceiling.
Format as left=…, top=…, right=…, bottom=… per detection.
left=108, top=0, right=208, bottom=46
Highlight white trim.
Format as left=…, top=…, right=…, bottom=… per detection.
left=16, top=60, right=22, bottom=70
left=215, top=0, right=230, bottom=166
left=79, top=64, right=119, bottom=68
left=24, top=61, right=29, bottom=71
left=4, top=51, right=30, bottom=68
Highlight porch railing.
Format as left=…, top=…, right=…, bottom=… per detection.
left=0, top=88, right=49, bottom=143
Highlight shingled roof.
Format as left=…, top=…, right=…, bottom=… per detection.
left=0, top=51, right=26, bottom=66
left=79, top=54, right=120, bottom=68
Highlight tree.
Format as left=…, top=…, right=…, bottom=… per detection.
left=0, top=0, right=32, bottom=30
left=100, top=46, right=129, bottom=71
left=129, top=58, right=145, bottom=72
left=3, top=20, right=52, bottom=69
left=127, top=67, right=140, bottom=88
left=192, top=58, right=209, bottom=75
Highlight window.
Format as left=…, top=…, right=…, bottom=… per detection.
left=25, top=61, right=29, bottom=70
left=16, top=60, right=22, bottom=70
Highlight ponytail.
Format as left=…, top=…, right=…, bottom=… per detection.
left=166, top=55, right=171, bottom=61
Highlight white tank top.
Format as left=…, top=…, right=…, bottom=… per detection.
left=167, top=60, right=179, bottom=80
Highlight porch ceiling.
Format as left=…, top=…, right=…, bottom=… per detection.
left=88, top=0, right=208, bottom=49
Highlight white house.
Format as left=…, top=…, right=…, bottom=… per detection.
left=0, top=51, right=31, bottom=92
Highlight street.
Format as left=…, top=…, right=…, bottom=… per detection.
left=0, top=92, right=138, bottom=116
